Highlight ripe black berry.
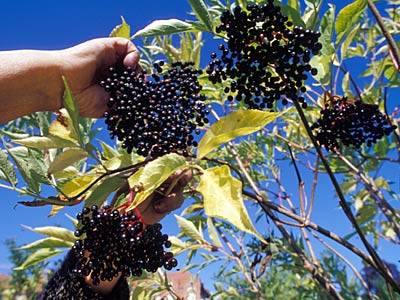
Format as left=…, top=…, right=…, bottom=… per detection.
left=72, top=205, right=177, bottom=284
left=311, top=96, right=397, bottom=151
left=207, top=1, right=322, bottom=109
left=100, top=61, right=209, bottom=158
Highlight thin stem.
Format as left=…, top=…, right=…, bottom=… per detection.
left=368, top=0, right=400, bottom=70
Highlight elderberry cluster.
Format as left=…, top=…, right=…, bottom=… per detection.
left=72, top=205, right=177, bottom=285
left=207, top=1, right=321, bottom=109
left=311, top=96, right=397, bottom=151
left=100, top=61, right=209, bottom=158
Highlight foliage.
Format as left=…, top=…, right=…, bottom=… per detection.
left=1, top=0, right=399, bottom=299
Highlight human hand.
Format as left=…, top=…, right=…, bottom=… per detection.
left=137, top=169, right=193, bottom=224
left=58, top=37, right=141, bottom=118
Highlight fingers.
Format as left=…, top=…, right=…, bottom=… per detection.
left=110, top=37, right=142, bottom=72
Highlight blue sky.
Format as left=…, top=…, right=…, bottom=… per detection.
left=0, top=0, right=399, bottom=292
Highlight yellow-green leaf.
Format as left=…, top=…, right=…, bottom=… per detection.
left=197, top=109, right=283, bottom=159
left=187, top=0, right=213, bottom=32
left=175, top=215, right=205, bottom=242
left=22, top=225, right=76, bottom=243
left=207, top=217, right=223, bottom=248
left=132, top=19, right=195, bottom=39
left=62, top=77, right=83, bottom=146
left=14, top=248, right=64, bottom=270
left=335, top=0, right=367, bottom=43
left=18, top=237, right=73, bottom=250
left=49, top=108, right=78, bottom=143
left=127, top=153, right=187, bottom=209
left=197, top=165, right=265, bottom=242
left=110, top=16, right=130, bottom=39
left=47, top=148, right=88, bottom=175
left=12, top=135, right=77, bottom=149
left=59, top=174, right=100, bottom=198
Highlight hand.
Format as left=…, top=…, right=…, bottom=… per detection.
left=59, top=37, right=141, bottom=118
left=137, top=169, right=193, bottom=224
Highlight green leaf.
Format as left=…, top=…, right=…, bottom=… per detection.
left=47, top=148, right=88, bottom=175
left=187, top=0, right=213, bottom=32
left=197, top=109, right=283, bottom=159
left=277, top=3, right=306, bottom=28
left=356, top=205, right=377, bottom=225
left=175, top=215, right=205, bottom=242
left=335, top=0, right=367, bottom=43
left=18, top=237, right=73, bottom=250
left=0, top=150, right=17, bottom=186
left=374, top=136, right=390, bottom=157
left=60, top=174, right=100, bottom=198
left=198, top=165, right=266, bottom=242
left=340, top=23, right=360, bottom=59
left=14, top=248, right=64, bottom=270
left=22, top=225, right=77, bottom=243
left=207, top=217, right=223, bottom=248
left=127, top=153, right=187, bottom=209
left=12, top=135, right=77, bottom=149
left=132, top=19, right=196, bottom=38
left=319, top=4, right=335, bottom=57
left=84, top=176, right=126, bottom=209
left=110, top=16, right=131, bottom=39
left=62, top=77, right=84, bottom=147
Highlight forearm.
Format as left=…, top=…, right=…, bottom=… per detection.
left=0, top=50, right=63, bottom=123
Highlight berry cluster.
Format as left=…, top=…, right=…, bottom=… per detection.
left=311, top=96, right=397, bottom=151
left=72, top=205, right=177, bottom=285
left=100, top=61, right=209, bottom=158
left=206, top=1, right=321, bottom=109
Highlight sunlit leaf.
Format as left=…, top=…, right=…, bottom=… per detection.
left=132, top=19, right=196, bottom=38
left=62, top=77, right=83, bottom=146
left=335, top=0, right=367, bottom=43
left=84, top=176, right=126, bottom=209
left=14, top=248, right=64, bottom=270
left=110, top=16, right=131, bottom=39
left=60, top=174, right=100, bottom=198
left=12, top=135, right=77, bottom=149
left=18, top=237, right=73, bottom=250
left=47, top=148, right=88, bottom=175
left=207, top=217, right=223, bottom=248
left=197, top=109, right=283, bottom=159
left=49, top=108, right=78, bottom=143
left=22, top=225, right=77, bottom=243
left=175, top=215, right=205, bottom=242
left=198, top=165, right=266, bottom=242
left=48, top=205, right=65, bottom=217
left=187, top=0, right=213, bottom=32
left=127, top=153, right=187, bottom=209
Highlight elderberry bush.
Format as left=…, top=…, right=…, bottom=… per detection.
left=311, top=96, right=397, bottom=152
left=100, top=61, right=209, bottom=158
left=207, top=1, right=322, bottom=109
left=72, top=205, right=177, bottom=285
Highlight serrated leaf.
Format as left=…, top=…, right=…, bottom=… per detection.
left=132, top=19, right=195, bottom=38
left=175, top=215, right=205, bottom=242
left=22, top=225, right=76, bottom=243
left=207, top=218, right=223, bottom=248
left=198, top=165, right=266, bottom=242
left=47, top=148, right=88, bottom=175
left=197, top=109, right=283, bottom=159
left=14, top=248, right=64, bottom=270
left=319, top=4, right=335, bottom=57
left=12, top=135, right=77, bottom=149
left=335, top=0, right=367, bottom=43
left=18, top=237, right=73, bottom=250
left=61, top=78, right=84, bottom=146
left=0, top=150, right=17, bottom=186
left=110, top=16, right=130, bottom=38
left=127, top=153, right=187, bottom=209
left=187, top=0, right=213, bottom=32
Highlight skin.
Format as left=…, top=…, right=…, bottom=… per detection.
left=0, top=37, right=141, bottom=123
left=0, top=38, right=191, bottom=296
